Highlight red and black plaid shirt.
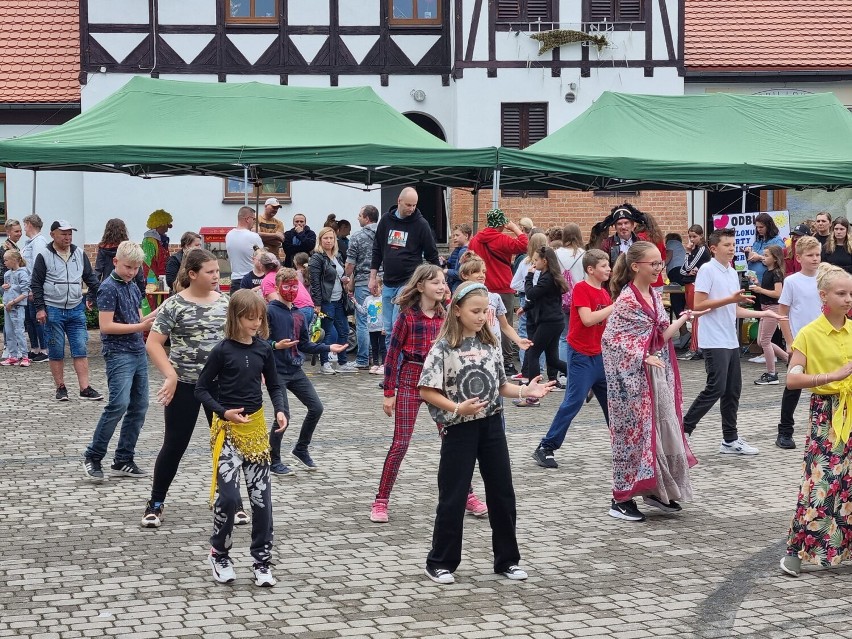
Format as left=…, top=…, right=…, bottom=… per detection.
left=383, top=306, right=444, bottom=397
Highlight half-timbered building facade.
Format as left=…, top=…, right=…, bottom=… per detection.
left=5, top=1, right=689, bottom=245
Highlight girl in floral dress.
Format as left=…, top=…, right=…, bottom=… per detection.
left=602, top=242, right=699, bottom=522
left=781, top=262, right=852, bottom=577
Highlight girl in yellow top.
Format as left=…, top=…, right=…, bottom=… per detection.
left=781, top=262, right=852, bottom=577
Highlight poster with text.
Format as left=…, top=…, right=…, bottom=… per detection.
left=711, top=210, right=790, bottom=271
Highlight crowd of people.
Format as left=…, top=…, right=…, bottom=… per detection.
left=3, top=194, right=851, bottom=586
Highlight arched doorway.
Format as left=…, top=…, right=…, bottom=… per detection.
left=380, top=112, right=448, bottom=244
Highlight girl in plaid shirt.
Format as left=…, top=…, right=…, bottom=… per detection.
left=369, top=264, right=487, bottom=523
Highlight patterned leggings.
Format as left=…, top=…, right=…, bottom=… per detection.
left=211, top=441, right=273, bottom=564
left=376, top=364, right=422, bottom=501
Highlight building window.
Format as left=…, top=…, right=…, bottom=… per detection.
left=496, top=0, right=553, bottom=23
left=223, top=177, right=291, bottom=204
left=0, top=171, right=6, bottom=225
left=501, top=103, right=548, bottom=198
left=585, top=0, right=644, bottom=24
left=226, top=0, right=278, bottom=24
left=389, top=0, right=441, bottom=26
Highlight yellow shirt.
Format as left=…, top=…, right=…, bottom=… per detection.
left=792, top=314, right=852, bottom=395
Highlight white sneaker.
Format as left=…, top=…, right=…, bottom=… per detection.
left=747, top=355, right=776, bottom=364
left=328, top=352, right=338, bottom=363
left=208, top=551, right=236, bottom=583
left=501, top=565, right=528, bottom=580
left=719, top=437, right=759, bottom=455
left=369, top=365, right=381, bottom=374
left=337, top=362, right=359, bottom=373
left=320, top=362, right=336, bottom=375
left=252, top=562, right=276, bottom=587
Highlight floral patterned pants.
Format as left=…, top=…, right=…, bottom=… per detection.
left=785, top=395, right=852, bottom=567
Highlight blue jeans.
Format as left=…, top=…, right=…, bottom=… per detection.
left=46, top=302, right=88, bottom=360
left=354, top=284, right=370, bottom=366
left=558, top=311, right=569, bottom=373
left=84, top=350, right=149, bottom=462
left=382, top=284, right=402, bottom=351
left=25, top=301, right=47, bottom=350
left=320, top=299, right=348, bottom=365
left=539, top=346, right=609, bottom=451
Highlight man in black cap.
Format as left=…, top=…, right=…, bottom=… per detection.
left=30, top=220, right=102, bottom=402
left=598, top=203, right=644, bottom=266
left=784, top=223, right=812, bottom=275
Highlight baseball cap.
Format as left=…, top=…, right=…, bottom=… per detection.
left=791, top=223, right=811, bottom=236
left=265, top=197, right=281, bottom=208
left=50, top=219, right=77, bottom=232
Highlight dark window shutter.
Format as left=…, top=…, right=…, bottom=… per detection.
left=496, top=0, right=521, bottom=21
left=616, top=0, right=643, bottom=21
left=588, top=0, right=614, bottom=21
left=526, top=0, right=551, bottom=21
left=497, top=0, right=551, bottom=22
left=502, top=103, right=548, bottom=198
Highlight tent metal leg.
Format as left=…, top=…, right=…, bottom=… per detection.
left=492, top=169, right=500, bottom=210
left=472, top=189, right=479, bottom=233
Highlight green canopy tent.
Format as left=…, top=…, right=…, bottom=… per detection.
left=496, top=91, right=852, bottom=192
left=0, top=76, right=496, bottom=189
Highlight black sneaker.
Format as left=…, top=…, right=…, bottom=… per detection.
left=110, top=460, right=147, bottom=478
left=32, top=352, right=49, bottom=363
left=532, top=446, right=558, bottom=469
left=270, top=462, right=295, bottom=476
left=141, top=500, right=164, bottom=528
left=754, top=372, right=779, bottom=386
left=608, top=499, right=646, bottom=522
left=83, top=457, right=104, bottom=482
left=55, top=384, right=69, bottom=401
left=80, top=386, right=104, bottom=400
left=775, top=434, right=796, bottom=450
left=291, top=448, right=318, bottom=471
left=504, top=362, right=518, bottom=376
left=424, top=565, right=455, bottom=584
left=643, top=495, right=682, bottom=513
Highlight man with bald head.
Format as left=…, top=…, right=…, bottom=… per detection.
left=369, top=187, right=439, bottom=345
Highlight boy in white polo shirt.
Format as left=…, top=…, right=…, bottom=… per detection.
left=682, top=228, right=786, bottom=455
left=775, top=235, right=822, bottom=450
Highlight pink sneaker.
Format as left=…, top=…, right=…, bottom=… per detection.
left=369, top=498, right=389, bottom=523
left=0, top=357, right=19, bottom=366
left=466, top=493, right=488, bottom=517
left=18, top=357, right=31, bottom=367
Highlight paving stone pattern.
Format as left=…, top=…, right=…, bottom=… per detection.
left=2, top=336, right=852, bottom=638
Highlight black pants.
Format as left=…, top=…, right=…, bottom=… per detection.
left=269, top=368, right=324, bottom=461
left=229, top=278, right=242, bottom=294
left=369, top=331, right=386, bottom=366
left=150, top=381, right=214, bottom=503
left=778, top=386, right=802, bottom=438
left=524, top=319, right=567, bottom=381
left=682, top=347, right=741, bottom=442
left=499, top=293, right=517, bottom=364
left=426, top=413, right=520, bottom=574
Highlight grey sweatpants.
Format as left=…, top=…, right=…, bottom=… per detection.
left=210, top=441, right=273, bottom=564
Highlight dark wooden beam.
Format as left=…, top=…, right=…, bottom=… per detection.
left=464, top=0, right=483, bottom=62
left=644, top=0, right=654, bottom=76
left=658, top=0, right=675, bottom=61
left=487, top=0, right=496, bottom=77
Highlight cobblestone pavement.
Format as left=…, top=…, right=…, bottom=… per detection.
left=2, top=337, right=852, bottom=638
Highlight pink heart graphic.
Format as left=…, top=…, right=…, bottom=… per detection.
left=714, top=215, right=729, bottom=229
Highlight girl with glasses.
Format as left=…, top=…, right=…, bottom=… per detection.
left=601, top=241, right=701, bottom=523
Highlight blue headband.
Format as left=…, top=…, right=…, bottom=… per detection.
left=454, top=282, right=488, bottom=302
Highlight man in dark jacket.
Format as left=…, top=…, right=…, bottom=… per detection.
left=598, top=204, right=643, bottom=266
left=30, top=220, right=102, bottom=402
left=282, top=213, right=317, bottom=267
left=368, top=187, right=439, bottom=345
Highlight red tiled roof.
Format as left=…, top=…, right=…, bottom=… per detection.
left=0, top=1, right=79, bottom=103
left=685, top=0, right=852, bottom=71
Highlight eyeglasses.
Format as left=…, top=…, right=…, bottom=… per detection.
left=636, top=261, right=665, bottom=269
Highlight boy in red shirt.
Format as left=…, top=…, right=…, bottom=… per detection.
left=533, top=249, right=614, bottom=469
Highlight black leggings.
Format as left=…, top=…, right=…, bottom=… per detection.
left=150, top=380, right=214, bottom=503
left=524, top=319, right=567, bottom=381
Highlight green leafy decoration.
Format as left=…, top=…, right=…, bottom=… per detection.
left=529, top=29, right=609, bottom=55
